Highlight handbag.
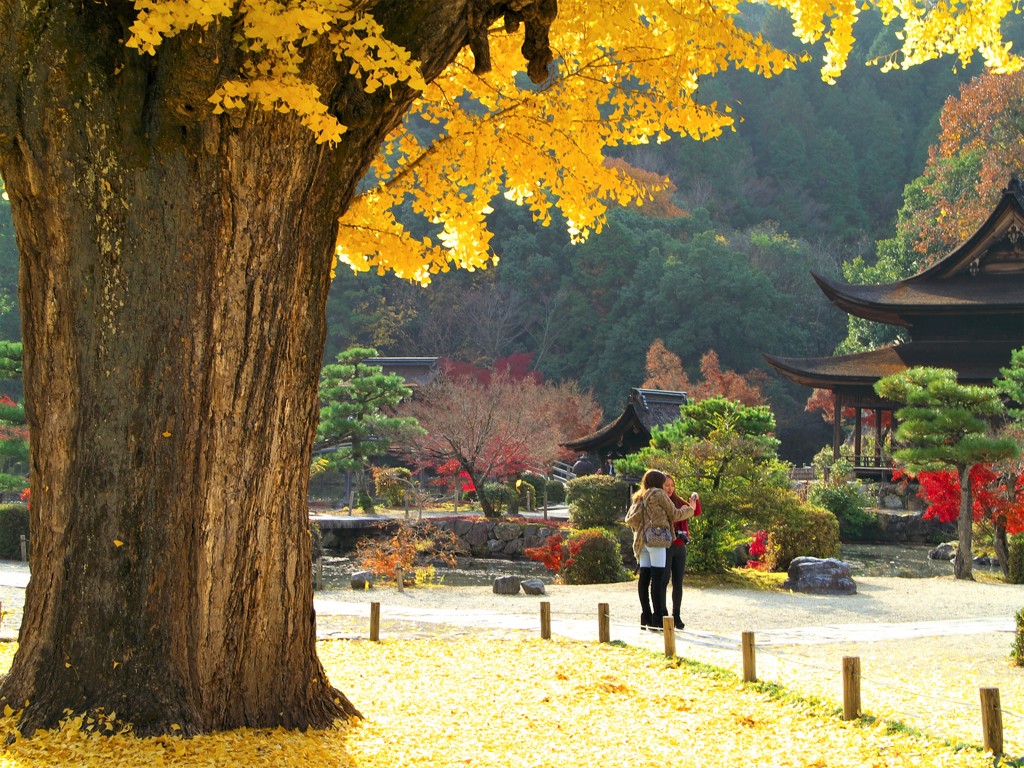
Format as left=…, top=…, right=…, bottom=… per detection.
left=644, top=525, right=674, bottom=548
left=640, top=495, right=673, bottom=548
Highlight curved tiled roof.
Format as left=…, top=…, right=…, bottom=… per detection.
left=812, top=178, right=1024, bottom=326
left=562, top=388, right=686, bottom=452
left=812, top=273, right=1024, bottom=325
left=764, top=340, right=1014, bottom=389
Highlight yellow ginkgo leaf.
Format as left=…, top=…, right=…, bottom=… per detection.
left=162, top=431, right=171, bottom=438
left=113, top=540, right=124, bottom=548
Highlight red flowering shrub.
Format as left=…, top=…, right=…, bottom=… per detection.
left=746, top=530, right=768, bottom=570
left=526, top=533, right=568, bottom=575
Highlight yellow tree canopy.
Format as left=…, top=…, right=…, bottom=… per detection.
left=129, top=0, right=1023, bottom=285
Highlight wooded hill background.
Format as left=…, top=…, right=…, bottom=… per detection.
left=0, top=9, right=1006, bottom=463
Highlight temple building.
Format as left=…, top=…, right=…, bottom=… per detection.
left=561, top=388, right=687, bottom=461
left=765, top=178, right=1024, bottom=477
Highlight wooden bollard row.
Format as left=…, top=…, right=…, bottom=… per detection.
left=741, top=632, right=1005, bottom=756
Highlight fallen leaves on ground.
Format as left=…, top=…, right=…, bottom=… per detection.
left=0, top=638, right=999, bottom=767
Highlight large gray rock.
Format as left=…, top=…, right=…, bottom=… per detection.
left=782, top=557, right=856, bottom=595
left=350, top=570, right=374, bottom=590
left=493, top=575, right=522, bottom=595
left=522, top=578, right=546, bottom=595
left=929, top=542, right=956, bottom=560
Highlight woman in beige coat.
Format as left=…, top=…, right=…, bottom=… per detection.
left=625, top=469, right=694, bottom=631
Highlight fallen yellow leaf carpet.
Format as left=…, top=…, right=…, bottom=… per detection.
left=0, top=638, right=1004, bottom=767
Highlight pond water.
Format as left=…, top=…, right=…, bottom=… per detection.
left=319, top=543, right=987, bottom=588
left=840, top=542, right=1001, bottom=578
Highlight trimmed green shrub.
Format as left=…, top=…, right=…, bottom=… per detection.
left=808, top=481, right=880, bottom=542
left=1007, top=534, right=1024, bottom=584
left=560, top=527, right=630, bottom=584
left=481, top=482, right=518, bottom=515
left=684, top=489, right=742, bottom=574
left=763, top=497, right=840, bottom=572
left=566, top=474, right=629, bottom=529
left=520, top=473, right=547, bottom=495
left=544, top=480, right=566, bottom=505
left=357, top=491, right=374, bottom=514
left=0, top=503, right=28, bottom=560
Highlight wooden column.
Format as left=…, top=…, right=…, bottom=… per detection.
left=832, top=391, right=843, bottom=463
left=874, top=408, right=883, bottom=468
left=598, top=603, right=610, bottom=643
left=853, top=406, right=862, bottom=468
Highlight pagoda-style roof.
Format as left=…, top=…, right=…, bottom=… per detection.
left=562, top=388, right=687, bottom=454
left=764, top=340, right=1013, bottom=390
left=812, top=178, right=1024, bottom=328
left=812, top=272, right=1024, bottom=327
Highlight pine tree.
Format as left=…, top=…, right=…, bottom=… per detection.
left=875, top=367, right=1019, bottom=579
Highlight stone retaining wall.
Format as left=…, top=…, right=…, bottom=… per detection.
left=432, top=518, right=564, bottom=558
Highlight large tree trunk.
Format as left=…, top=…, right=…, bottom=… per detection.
left=953, top=466, right=975, bottom=580
left=0, top=0, right=551, bottom=736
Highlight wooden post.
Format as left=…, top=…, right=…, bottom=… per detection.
left=663, top=616, right=676, bottom=657
left=980, top=687, right=1003, bottom=756
left=370, top=602, right=380, bottom=642
left=540, top=601, right=551, bottom=640
left=842, top=656, right=861, bottom=721
left=741, top=631, right=756, bottom=683
left=543, top=487, right=548, bottom=520
left=19, top=535, right=26, bottom=562
left=598, top=602, right=610, bottom=643
left=396, top=565, right=404, bottom=593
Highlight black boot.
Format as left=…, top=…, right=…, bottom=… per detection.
left=648, top=567, right=667, bottom=631
left=673, top=614, right=685, bottom=630
left=637, top=568, right=653, bottom=630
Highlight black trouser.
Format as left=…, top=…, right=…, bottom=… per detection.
left=664, top=544, right=688, bottom=616
left=637, top=566, right=667, bottom=619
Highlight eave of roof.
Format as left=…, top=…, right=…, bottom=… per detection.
left=764, top=340, right=1015, bottom=389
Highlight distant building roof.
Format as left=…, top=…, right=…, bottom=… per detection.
left=767, top=177, right=1024, bottom=391
left=765, top=340, right=1011, bottom=390
left=562, top=388, right=687, bottom=454
left=368, top=357, right=439, bottom=388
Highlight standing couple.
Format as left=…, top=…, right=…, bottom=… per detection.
left=624, top=469, right=700, bottom=632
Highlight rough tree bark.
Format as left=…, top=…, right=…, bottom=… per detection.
left=0, top=0, right=554, bottom=736
left=954, top=465, right=975, bottom=580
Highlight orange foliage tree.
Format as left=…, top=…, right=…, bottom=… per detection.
left=900, top=70, right=1024, bottom=263
left=642, top=339, right=693, bottom=392
left=643, top=342, right=765, bottom=405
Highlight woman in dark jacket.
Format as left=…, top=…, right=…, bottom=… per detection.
left=663, top=475, right=700, bottom=630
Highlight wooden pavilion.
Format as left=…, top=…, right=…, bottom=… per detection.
left=561, top=387, right=687, bottom=461
left=765, top=178, right=1024, bottom=477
